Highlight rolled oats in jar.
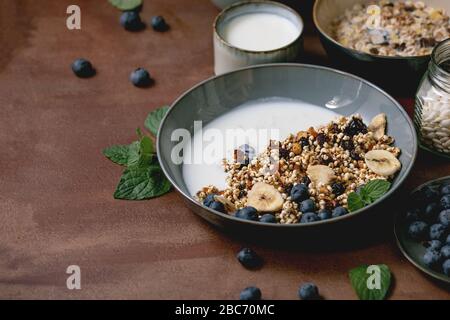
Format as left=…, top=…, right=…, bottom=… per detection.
left=415, top=39, right=450, bottom=157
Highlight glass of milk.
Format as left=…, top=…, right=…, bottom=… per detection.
left=213, top=1, right=304, bottom=75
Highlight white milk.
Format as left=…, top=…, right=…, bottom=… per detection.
left=222, top=12, right=301, bottom=52
left=182, top=98, right=339, bottom=196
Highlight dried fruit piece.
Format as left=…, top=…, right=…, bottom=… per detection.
left=292, top=143, right=302, bottom=155
left=364, top=150, right=401, bottom=176
left=307, top=165, right=336, bottom=186
left=368, top=113, right=387, bottom=140
left=214, top=195, right=236, bottom=213
left=246, top=183, right=284, bottom=212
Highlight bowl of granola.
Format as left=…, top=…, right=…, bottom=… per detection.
left=313, top=0, right=450, bottom=95
left=157, top=64, right=417, bottom=244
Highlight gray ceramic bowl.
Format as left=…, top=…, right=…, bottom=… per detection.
left=313, top=0, right=450, bottom=95
left=157, top=64, right=417, bottom=245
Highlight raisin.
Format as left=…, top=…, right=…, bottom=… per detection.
left=343, top=118, right=367, bottom=136
left=316, top=133, right=327, bottom=146
left=279, top=148, right=289, bottom=159
left=331, top=183, right=345, bottom=196
left=301, top=176, right=311, bottom=185
left=420, top=38, right=436, bottom=48
left=299, top=137, right=310, bottom=148
left=340, top=139, right=355, bottom=151
left=370, top=48, right=379, bottom=55
left=350, top=150, right=361, bottom=161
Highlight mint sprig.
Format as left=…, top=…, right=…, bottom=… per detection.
left=347, top=179, right=391, bottom=212
left=145, top=105, right=169, bottom=136
left=108, top=0, right=142, bottom=11
left=349, top=264, right=391, bottom=300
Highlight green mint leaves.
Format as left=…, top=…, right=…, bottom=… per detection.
left=349, top=264, right=391, bottom=300
left=108, top=0, right=142, bottom=11
left=145, top=105, right=169, bottom=136
left=347, top=179, right=391, bottom=212
left=103, top=106, right=171, bottom=200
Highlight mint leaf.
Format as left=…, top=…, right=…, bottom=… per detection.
left=103, top=141, right=140, bottom=166
left=347, top=192, right=365, bottom=212
left=114, top=165, right=171, bottom=200
left=349, top=264, right=391, bottom=300
left=145, top=106, right=169, bottom=136
left=108, top=0, right=142, bottom=11
left=364, top=180, right=391, bottom=202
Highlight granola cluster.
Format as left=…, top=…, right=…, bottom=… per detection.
left=333, top=0, right=450, bottom=57
left=196, top=115, right=401, bottom=224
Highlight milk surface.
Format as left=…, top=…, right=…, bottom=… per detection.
left=182, top=98, right=339, bottom=196
left=222, top=12, right=301, bottom=52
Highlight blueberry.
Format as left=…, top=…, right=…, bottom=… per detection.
left=447, top=234, right=450, bottom=244
left=236, top=248, right=262, bottom=268
left=405, top=208, right=420, bottom=222
left=331, top=182, right=345, bottom=196
left=235, top=207, right=258, bottom=221
left=298, top=283, right=319, bottom=300
left=209, top=201, right=226, bottom=213
left=300, top=212, right=320, bottom=224
left=439, top=209, right=450, bottom=227
left=441, top=195, right=450, bottom=210
left=422, top=185, right=440, bottom=202
left=239, top=287, right=261, bottom=300
left=290, top=184, right=309, bottom=203
left=430, top=223, right=447, bottom=241
left=299, top=137, right=309, bottom=148
left=443, top=259, right=450, bottom=276
left=259, top=214, right=277, bottom=223
left=343, top=117, right=367, bottom=136
left=71, top=58, right=95, bottom=78
left=130, top=68, right=152, bottom=87
left=318, top=209, right=331, bottom=220
left=441, top=245, right=450, bottom=259
left=332, top=206, right=348, bottom=218
left=120, top=11, right=145, bottom=31
left=300, top=199, right=315, bottom=213
left=441, top=184, right=450, bottom=195
left=203, top=194, right=216, bottom=207
left=408, top=221, right=428, bottom=240
left=423, top=250, right=442, bottom=269
left=427, top=240, right=442, bottom=251
left=421, top=202, right=440, bottom=221
left=151, top=15, right=169, bottom=32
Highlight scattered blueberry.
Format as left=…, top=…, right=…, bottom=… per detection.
left=440, top=245, right=450, bottom=259
left=408, top=221, right=428, bottom=240
left=421, top=202, right=440, bottom=221
left=446, top=234, right=450, bottom=244
left=300, top=199, right=315, bottom=213
left=120, top=11, right=145, bottom=31
left=423, top=250, right=442, bottom=269
left=290, top=184, right=309, bottom=203
left=236, top=248, right=262, bottom=269
left=443, top=259, right=450, bottom=276
left=422, top=185, right=440, bottom=202
left=300, top=212, right=320, bottom=224
left=439, top=209, right=450, bottom=227
left=298, top=283, right=319, bottom=300
left=130, top=68, right=152, bottom=87
left=209, top=201, right=226, bottom=213
left=429, top=223, right=446, bottom=241
left=71, top=58, right=96, bottom=78
left=239, top=287, right=261, bottom=300
left=318, top=209, right=331, bottom=220
left=235, top=207, right=259, bottom=221
left=441, top=184, right=450, bottom=195
left=203, top=194, right=216, bottom=207
left=427, top=240, right=442, bottom=252
left=259, top=214, right=277, bottom=223
left=331, top=182, right=345, bottom=196
left=332, top=206, right=348, bottom=218
left=151, top=15, right=169, bottom=32
left=343, top=117, right=367, bottom=136
left=441, top=195, right=450, bottom=210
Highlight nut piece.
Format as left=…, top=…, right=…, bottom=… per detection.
left=214, top=195, right=236, bottom=213
left=364, top=150, right=401, bottom=176
left=368, top=113, right=387, bottom=140
left=307, top=165, right=336, bottom=186
left=292, top=143, right=302, bottom=155
left=246, top=182, right=284, bottom=212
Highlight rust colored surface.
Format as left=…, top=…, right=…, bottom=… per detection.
left=0, top=0, right=449, bottom=299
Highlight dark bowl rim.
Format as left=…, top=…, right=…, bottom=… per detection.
left=312, top=0, right=432, bottom=61
left=157, top=63, right=418, bottom=228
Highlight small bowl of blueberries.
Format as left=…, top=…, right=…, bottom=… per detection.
left=395, top=176, right=450, bottom=283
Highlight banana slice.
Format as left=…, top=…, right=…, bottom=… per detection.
left=214, top=195, right=236, bottom=213
left=247, top=182, right=283, bottom=212
left=368, top=113, right=387, bottom=140
left=364, top=150, right=401, bottom=176
left=307, top=165, right=336, bottom=186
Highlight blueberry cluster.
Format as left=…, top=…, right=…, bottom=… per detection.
left=406, top=182, right=450, bottom=276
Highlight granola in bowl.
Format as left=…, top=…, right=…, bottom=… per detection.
left=333, top=0, right=450, bottom=57
left=196, top=114, right=402, bottom=224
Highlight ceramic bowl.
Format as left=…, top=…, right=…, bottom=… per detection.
left=313, top=0, right=450, bottom=95
left=157, top=64, right=417, bottom=245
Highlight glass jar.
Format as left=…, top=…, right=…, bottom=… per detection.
left=414, top=39, right=450, bottom=158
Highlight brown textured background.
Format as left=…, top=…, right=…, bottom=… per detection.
left=0, top=0, right=449, bottom=299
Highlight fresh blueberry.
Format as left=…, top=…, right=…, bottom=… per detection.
left=236, top=248, right=262, bottom=269
left=209, top=201, right=226, bottom=213
left=300, top=212, right=320, bottom=224
left=430, top=223, right=447, bottom=241
left=130, top=68, right=152, bottom=87
left=408, top=221, right=428, bottom=240
left=151, top=15, right=169, bottom=32
left=300, top=199, right=315, bottom=213
left=440, top=245, right=450, bottom=259
left=235, top=207, right=258, bottom=221
left=71, top=58, right=96, bottom=78
left=447, top=234, right=450, bottom=244
left=421, top=202, right=440, bottom=221
left=423, top=250, right=442, bottom=269
left=422, top=185, right=440, bottom=202
left=405, top=208, right=420, bottom=222
left=439, top=209, right=450, bottom=227
left=259, top=214, right=277, bottom=223
left=120, top=11, right=145, bottom=31
left=239, top=287, right=261, bottom=300
left=298, top=283, right=319, bottom=300
left=318, top=209, right=331, bottom=220
left=331, top=182, right=345, bottom=196
left=332, top=206, right=348, bottom=218
left=427, top=240, right=442, bottom=252
left=441, top=195, right=450, bottom=210
left=443, top=259, right=450, bottom=276
left=441, top=184, right=450, bottom=195
left=203, top=194, right=216, bottom=207
left=290, top=184, right=309, bottom=203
